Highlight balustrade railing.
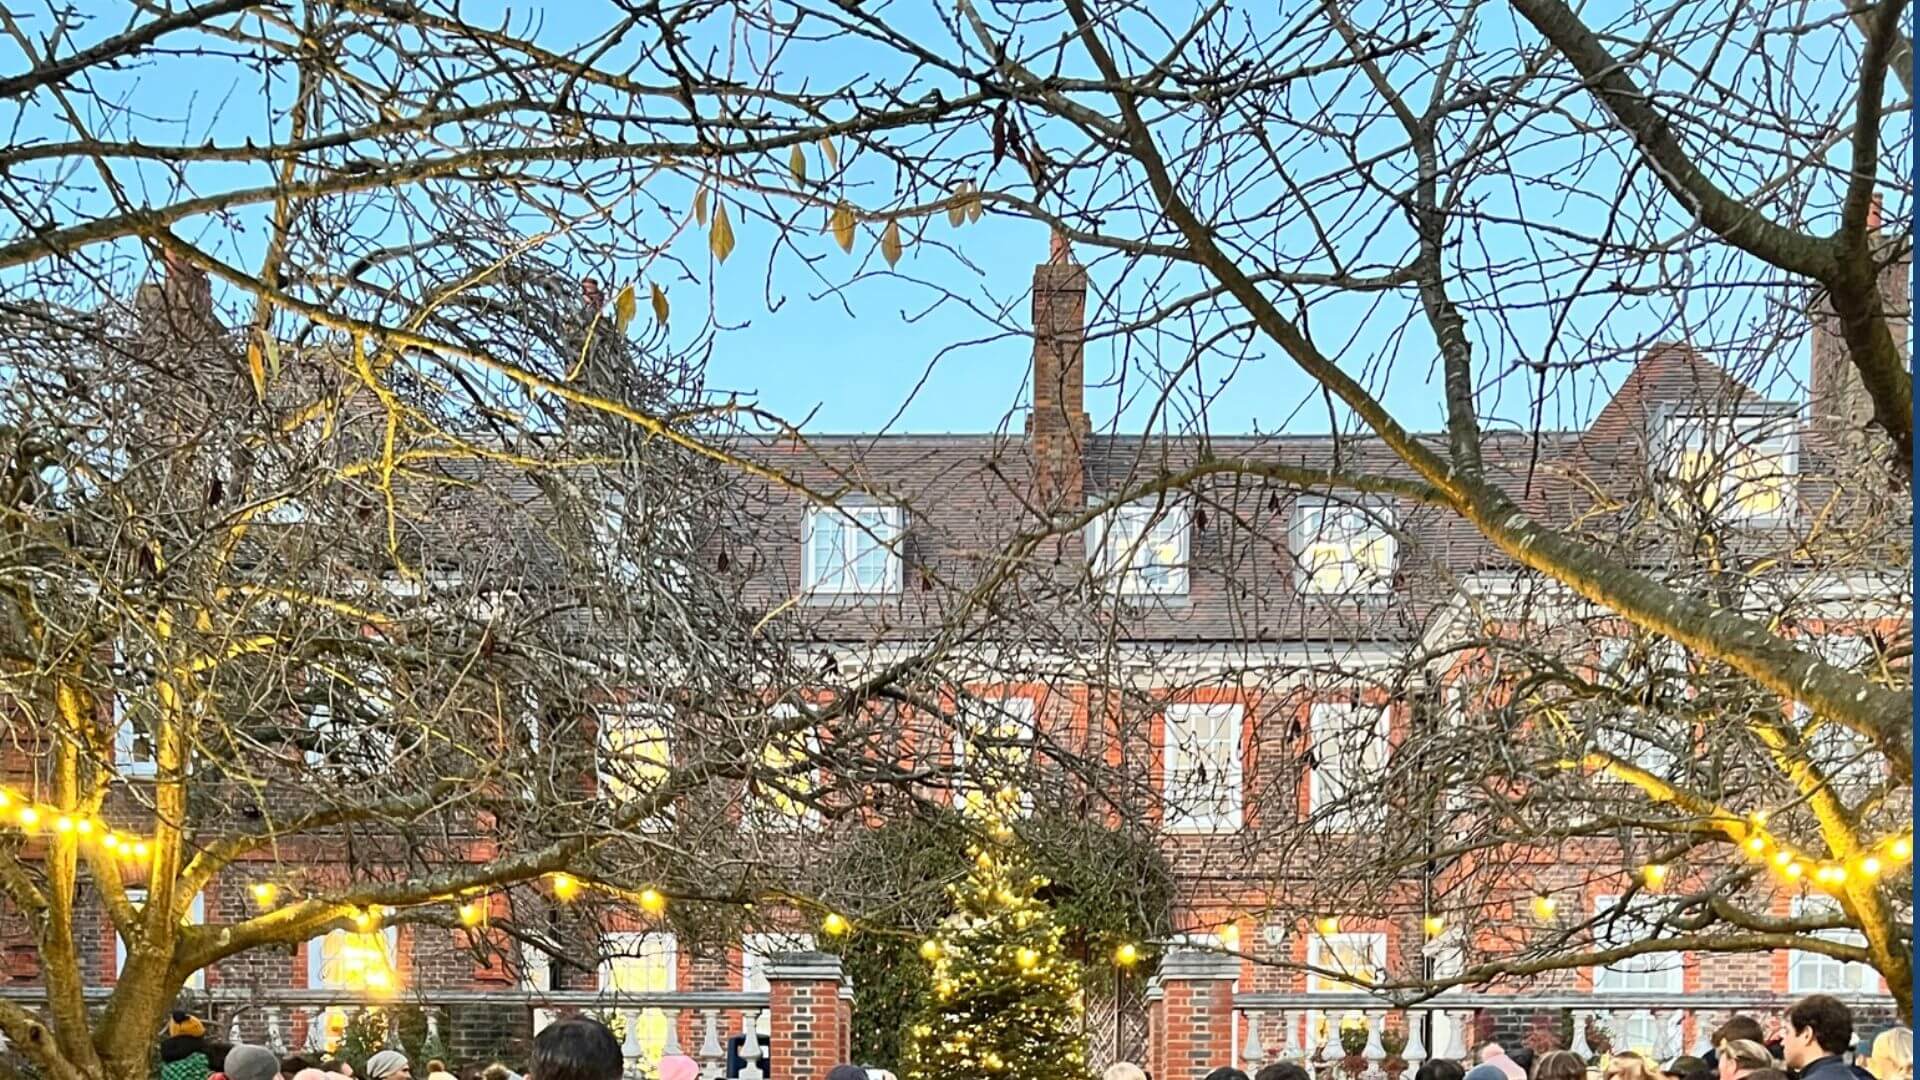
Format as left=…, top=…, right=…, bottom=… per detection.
left=0, top=988, right=772, bottom=1080
left=1229, top=992, right=1900, bottom=1078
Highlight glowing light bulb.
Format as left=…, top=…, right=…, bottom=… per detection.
left=53, top=815, right=73, bottom=834
left=550, top=873, right=579, bottom=900
left=251, top=883, right=279, bottom=909
left=1016, top=947, right=1039, bottom=969
left=1816, top=864, right=1847, bottom=886
left=1745, top=835, right=1767, bottom=854
left=1531, top=895, right=1559, bottom=920
left=75, top=819, right=93, bottom=836
left=16, top=806, right=37, bottom=829
left=1891, top=837, right=1912, bottom=862
left=822, top=912, right=849, bottom=936
left=1114, top=943, right=1140, bottom=968
left=458, top=901, right=484, bottom=927
left=919, top=940, right=940, bottom=961
left=133, top=840, right=150, bottom=858
left=638, top=888, right=666, bottom=915
left=0, top=790, right=13, bottom=809
left=1642, top=864, right=1669, bottom=890
left=1424, top=916, right=1446, bottom=938
left=1217, top=924, right=1240, bottom=948
left=1315, top=916, right=1340, bottom=936
left=1858, top=857, right=1883, bottom=879
left=1772, top=850, right=1793, bottom=868
left=1785, top=862, right=1805, bottom=880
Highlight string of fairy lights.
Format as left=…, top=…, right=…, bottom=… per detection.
left=9, top=775, right=1907, bottom=956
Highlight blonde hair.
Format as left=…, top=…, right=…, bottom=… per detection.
left=1723, top=1041, right=1775, bottom=1072
left=1870, top=1029, right=1913, bottom=1080
left=1104, top=1065, right=1149, bottom=1080
left=1608, top=1052, right=1658, bottom=1080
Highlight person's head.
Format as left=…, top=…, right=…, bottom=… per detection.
left=294, top=1069, right=334, bottom=1080
left=1466, top=1065, right=1512, bottom=1080
left=1785, top=995, right=1854, bottom=1068
left=481, top=1065, right=513, bottom=1080
left=170, top=1012, right=208, bottom=1040
left=1416, top=1059, right=1467, bottom=1080
left=1716, top=1018, right=1768, bottom=1050
left=1257, top=1063, right=1313, bottom=1080
left=364, top=1052, right=410, bottom=1080
left=1867, top=1029, right=1914, bottom=1080
left=530, top=1018, right=624, bottom=1080
left=427, top=1064, right=447, bottom=1076
left=1722, top=1039, right=1776, bottom=1080
left=1744, top=1071, right=1788, bottom=1080
left=1663, top=1055, right=1710, bottom=1080
left=1107, top=1065, right=1150, bottom=1080
left=1532, top=1051, right=1585, bottom=1080
left=825, top=1068, right=869, bottom=1080
left=1202, top=1070, right=1251, bottom=1080
left=655, top=1057, right=698, bottom=1080
left=226, top=1044, right=282, bottom=1080
left=1484, top=1046, right=1511, bottom=1063
left=1607, top=1051, right=1656, bottom=1080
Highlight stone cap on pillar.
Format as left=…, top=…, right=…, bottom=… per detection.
left=1157, top=949, right=1242, bottom=982
left=764, top=951, right=845, bottom=982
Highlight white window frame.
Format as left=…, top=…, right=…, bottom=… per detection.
left=1591, top=894, right=1683, bottom=993
left=1162, top=701, right=1244, bottom=833
left=1788, top=896, right=1878, bottom=994
left=1087, top=499, right=1191, bottom=596
left=1591, top=638, right=1682, bottom=777
left=1658, top=411, right=1798, bottom=523
left=118, top=889, right=205, bottom=989
left=595, top=702, right=673, bottom=809
left=111, top=639, right=158, bottom=778
left=599, top=931, right=678, bottom=1065
left=742, top=932, right=816, bottom=1035
left=952, top=695, right=1039, bottom=814
left=303, top=664, right=396, bottom=771
left=1290, top=498, right=1396, bottom=596
left=802, top=504, right=904, bottom=595
left=1305, top=931, right=1386, bottom=1051
left=1307, top=702, right=1392, bottom=832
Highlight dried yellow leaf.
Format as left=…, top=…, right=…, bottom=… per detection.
left=694, top=187, right=708, bottom=227
left=614, top=283, right=637, bottom=332
left=710, top=202, right=736, bottom=263
left=880, top=219, right=904, bottom=267
left=820, top=136, right=839, bottom=169
left=651, top=282, right=669, bottom=325
left=967, top=188, right=984, bottom=223
left=246, top=337, right=267, bottom=400
left=789, top=144, right=807, bottom=184
left=831, top=200, right=856, bottom=253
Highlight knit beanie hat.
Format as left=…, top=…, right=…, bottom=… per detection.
left=225, top=1045, right=280, bottom=1080
left=365, top=1052, right=409, bottom=1080
left=170, top=1012, right=207, bottom=1039
left=656, top=1058, right=699, bottom=1080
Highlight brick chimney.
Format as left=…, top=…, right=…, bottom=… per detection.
left=1026, top=229, right=1089, bottom=508
left=1811, top=195, right=1911, bottom=446
left=134, top=249, right=218, bottom=344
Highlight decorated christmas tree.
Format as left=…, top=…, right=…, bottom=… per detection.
left=901, top=789, right=1089, bottom=1079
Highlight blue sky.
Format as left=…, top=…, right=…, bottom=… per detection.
left=3, top=1, right=1905, bottom=438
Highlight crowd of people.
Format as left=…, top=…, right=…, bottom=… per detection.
left=151, top=993, right=1909, bottom=1080
left=1098, top=995, right=1912, bottom=1080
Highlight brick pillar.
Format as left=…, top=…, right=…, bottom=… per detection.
left=766, top=951, right=848, bottom=1080
left=1026, top=231, right=1090, bottom=510
left=1149, top=950, right=1241, bottom=1080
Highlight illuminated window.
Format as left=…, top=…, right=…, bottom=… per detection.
left=1291, top=499, right=1395, bottom=595
left=748, top=706, right=821, bottom=831
left=600, top=932, right=676, bottom=1064
left=1307, top=702, right=1391, bottom=831
left=596, top=703, right=671, bottom=806
left=116, top=889, right=205, bottom=990
left=308, top=925, right=400, bottom=1049
left=1305, top=931, right=1385, bottom=1047
left=1163, top=702, right=1243, bottom=832
left=1788, top=896, right=1877, bottom=994
left=953, top=696, right=1038, bottom=815
left=1660, top=413, right=1796, bottom=522
left=803, top=505, right=903, bottom=595
left=1088, top=500, right=1189, bottom=596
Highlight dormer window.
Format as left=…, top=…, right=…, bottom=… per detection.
left=1658, top=411, right=1797, bottom=522
left=1087, top=498, right=1189, bottom=596
left=1291, top=498, right=1395, bottom=595
left=802, top=504, right=903, bottom=595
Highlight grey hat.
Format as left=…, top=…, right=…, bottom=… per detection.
left=1466, top=1066, right=1512, bottom=1080
left=226, top=1045, right=281, bottom=1080
left=365, top=1052, right=410, bottom=1080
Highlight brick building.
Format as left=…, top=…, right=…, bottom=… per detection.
left=1, top=236, right=1908, bottom=1079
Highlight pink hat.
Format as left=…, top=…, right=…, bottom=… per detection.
left=656, top=1057, right=698, bottom=1080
